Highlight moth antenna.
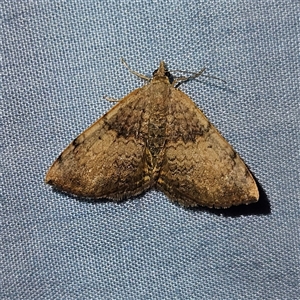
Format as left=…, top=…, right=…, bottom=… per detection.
left=121, top=58, right=151, bottom=81
left=173, top=67, right=206, bottom=87
left=172, top=68, right=226, bottom=88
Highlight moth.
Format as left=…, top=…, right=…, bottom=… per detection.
left=45, top=60, right=259, bottom=208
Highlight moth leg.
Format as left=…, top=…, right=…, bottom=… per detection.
left=104, top=96, right=120, bottom=102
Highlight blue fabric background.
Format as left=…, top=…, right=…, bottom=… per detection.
left=2, top=1, right=299, bottom=299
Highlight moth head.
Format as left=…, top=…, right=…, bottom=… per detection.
left=152, top=61, right=173, bottom=83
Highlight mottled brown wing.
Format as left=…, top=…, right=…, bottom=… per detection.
left=45, top=88, right=152, bottom=200
left=157, top=88, right=259, bottom=208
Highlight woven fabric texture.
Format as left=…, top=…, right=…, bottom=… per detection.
left=2, top=1, right=299, bottom=299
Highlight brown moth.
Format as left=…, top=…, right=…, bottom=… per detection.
left=45, top=60, right=259, bottom=208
